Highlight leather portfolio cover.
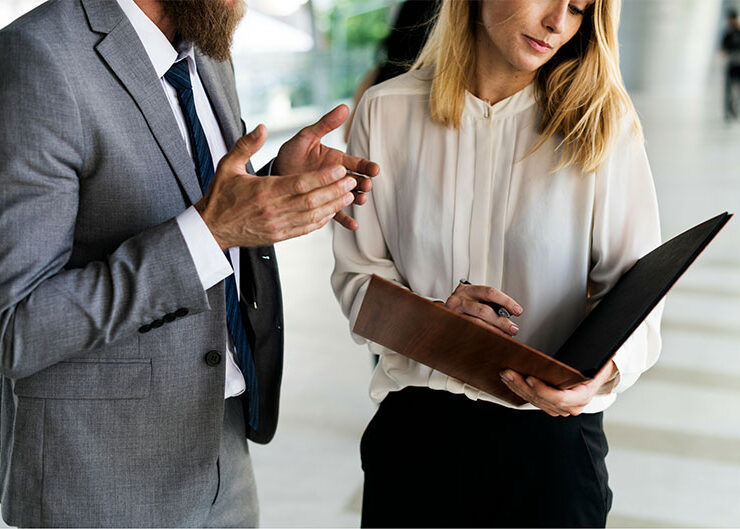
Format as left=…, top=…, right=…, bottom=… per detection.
left=353, top=212, right=732, bottom=406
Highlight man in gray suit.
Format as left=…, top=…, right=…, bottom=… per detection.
left=0, top=0, right=378, bottom=526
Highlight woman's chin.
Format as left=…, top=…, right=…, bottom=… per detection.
left=508, top=51, right=549, bottom=74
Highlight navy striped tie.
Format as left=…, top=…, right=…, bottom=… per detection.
left=165, top=59, right=259, bottom=431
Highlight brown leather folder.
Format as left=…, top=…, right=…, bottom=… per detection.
left=353, top=212, right=732, bottom=406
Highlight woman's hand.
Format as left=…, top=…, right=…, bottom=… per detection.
left=500, top=360, right=618, bottom=417
left=445, top=282, right=523, bottom=337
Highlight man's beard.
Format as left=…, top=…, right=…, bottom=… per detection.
left=162, top=0, right=246, bottom=62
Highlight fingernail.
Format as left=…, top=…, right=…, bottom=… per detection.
left=344, top=178, right=357, bottom=191
left=332, top=166, right=346, bottom=179
left=510, top=324, right=519, bottom=335
left=501, top=371, right=513, bottom=382
left=344, top=193, right=354, bottom=205
left=513, top=305, right=523, bottom=316
left=526, top=377, right=535, bottom=388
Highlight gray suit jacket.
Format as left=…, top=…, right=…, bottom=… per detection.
left=0, top=0, right=284, bottom=526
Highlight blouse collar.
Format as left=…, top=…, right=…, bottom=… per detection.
left=464, top=82, right=537, bottom=120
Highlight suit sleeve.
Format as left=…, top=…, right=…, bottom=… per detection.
left=0, top=29, right=212, bottom=379
left=590, top=122, right=664, bottom=394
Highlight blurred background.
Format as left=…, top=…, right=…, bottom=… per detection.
left=2, top=0, right=740, bottom=526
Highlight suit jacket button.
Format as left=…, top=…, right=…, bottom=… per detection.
left=175, top=308, right=189, bottom=318
left=276, top=323, right=282, bottom=330
left=138, top=324, right=151, bottom=334
left=150, top=319, right=164, bottom=329
left=163, top=313, right=176, bottom=323
left=205, top=350, right=222, bottom=367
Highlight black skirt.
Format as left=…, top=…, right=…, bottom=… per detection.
left=360, top=387, right=612, bottom=528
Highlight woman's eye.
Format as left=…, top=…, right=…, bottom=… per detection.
left=568, top=4, right=586, bottom=16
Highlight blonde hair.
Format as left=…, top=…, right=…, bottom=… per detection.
left=412, top=0, right=639, bottom=173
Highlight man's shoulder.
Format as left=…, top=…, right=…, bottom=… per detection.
left=0, top=0, right=101, bottom=76
left=1, top=0, right=81, bottom=35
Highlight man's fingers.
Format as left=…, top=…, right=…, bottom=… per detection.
left=346, top=172, right=373, bottom=198
left=353, top=191, right=368, bottom=206
left=222, top=124, right=267, bottom=172
left=342, top=153, right=380, bottom=179
left=333, top=210, right=359, bottom=231
left=301, top=104, right=349, bottom=140
left=288, top=191, right=354, bottom=228
left=287, top=175, right=356, bottom=212
left=282, top=165, right=347, bottom=196
left=283, top=214, right=335, bottom=241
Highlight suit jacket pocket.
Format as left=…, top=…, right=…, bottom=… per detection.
left=13, top=359, right=151, bottom=400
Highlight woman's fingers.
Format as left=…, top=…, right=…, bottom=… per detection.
left=458, top=299, right=519, bottom=336
left=502, top=375, right=564, bottom=416
left=500, top=370, right=596, bottom=416
left=458, top=313, right=510, bottom=338
left=463, top=285, right=523, bottom=317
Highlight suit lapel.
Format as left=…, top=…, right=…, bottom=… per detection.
left=82, top=0, right=202, bottom=206
left=196, top=53, right=242, bottom=150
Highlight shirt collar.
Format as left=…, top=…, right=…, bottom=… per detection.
left=115, top=0, right=196, bottom=79
left=464, top=83, right=537, bottom=120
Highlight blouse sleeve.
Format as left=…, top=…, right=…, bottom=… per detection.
left=590, top=122, right=664, bottom=394
left=331, top=92, right=406, bottom=344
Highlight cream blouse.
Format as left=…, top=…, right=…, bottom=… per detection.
left=332, top=68, right=663, bottom=413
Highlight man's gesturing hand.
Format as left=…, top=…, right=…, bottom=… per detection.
left=273, top=104, right=380, bottom=231
left=195, top=124, right=357, bottom=250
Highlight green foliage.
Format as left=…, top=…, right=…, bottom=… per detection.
left=345, top=6, right=390, bottom=47
left=324, top=1, right=391, bottom=49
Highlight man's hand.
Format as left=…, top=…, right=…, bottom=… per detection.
left=195, top=124, right=358, bottom=250
left=273, top=104, right=380, bottom=231
left=500, top=360, right=618, bottom=417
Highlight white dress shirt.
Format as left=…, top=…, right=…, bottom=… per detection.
left=116, top=0, right=245, bottom=399
left=332, top=68, right=664, bottom=413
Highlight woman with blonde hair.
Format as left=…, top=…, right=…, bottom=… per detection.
left=333, top=0, right=662, bottom=526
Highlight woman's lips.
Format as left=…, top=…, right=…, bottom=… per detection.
left=523, top=35, right=552, bottom=54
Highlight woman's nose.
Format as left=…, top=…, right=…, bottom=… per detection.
left=542, top=1, right=569, bottom=34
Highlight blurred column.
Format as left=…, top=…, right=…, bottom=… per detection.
left=619, top=0, right=723, bottom=96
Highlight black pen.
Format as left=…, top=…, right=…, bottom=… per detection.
left=458, top=279, right=513, bottom=319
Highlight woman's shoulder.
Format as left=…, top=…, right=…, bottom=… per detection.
left=609, top=112, right=645, bottom=158
left=363, top=66, right=434, bottom=106
left=593, top=111, right=648, bottom=177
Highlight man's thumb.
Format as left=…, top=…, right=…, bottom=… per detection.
left=228, top=124, right=268, bottom=168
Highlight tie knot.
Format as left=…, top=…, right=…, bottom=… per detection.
left=164, top=60, right=192, bottom=92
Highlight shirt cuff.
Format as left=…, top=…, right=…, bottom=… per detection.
left=606, top=324, right=647, bottom=394
left=176, top=206, right=233, bottom=291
